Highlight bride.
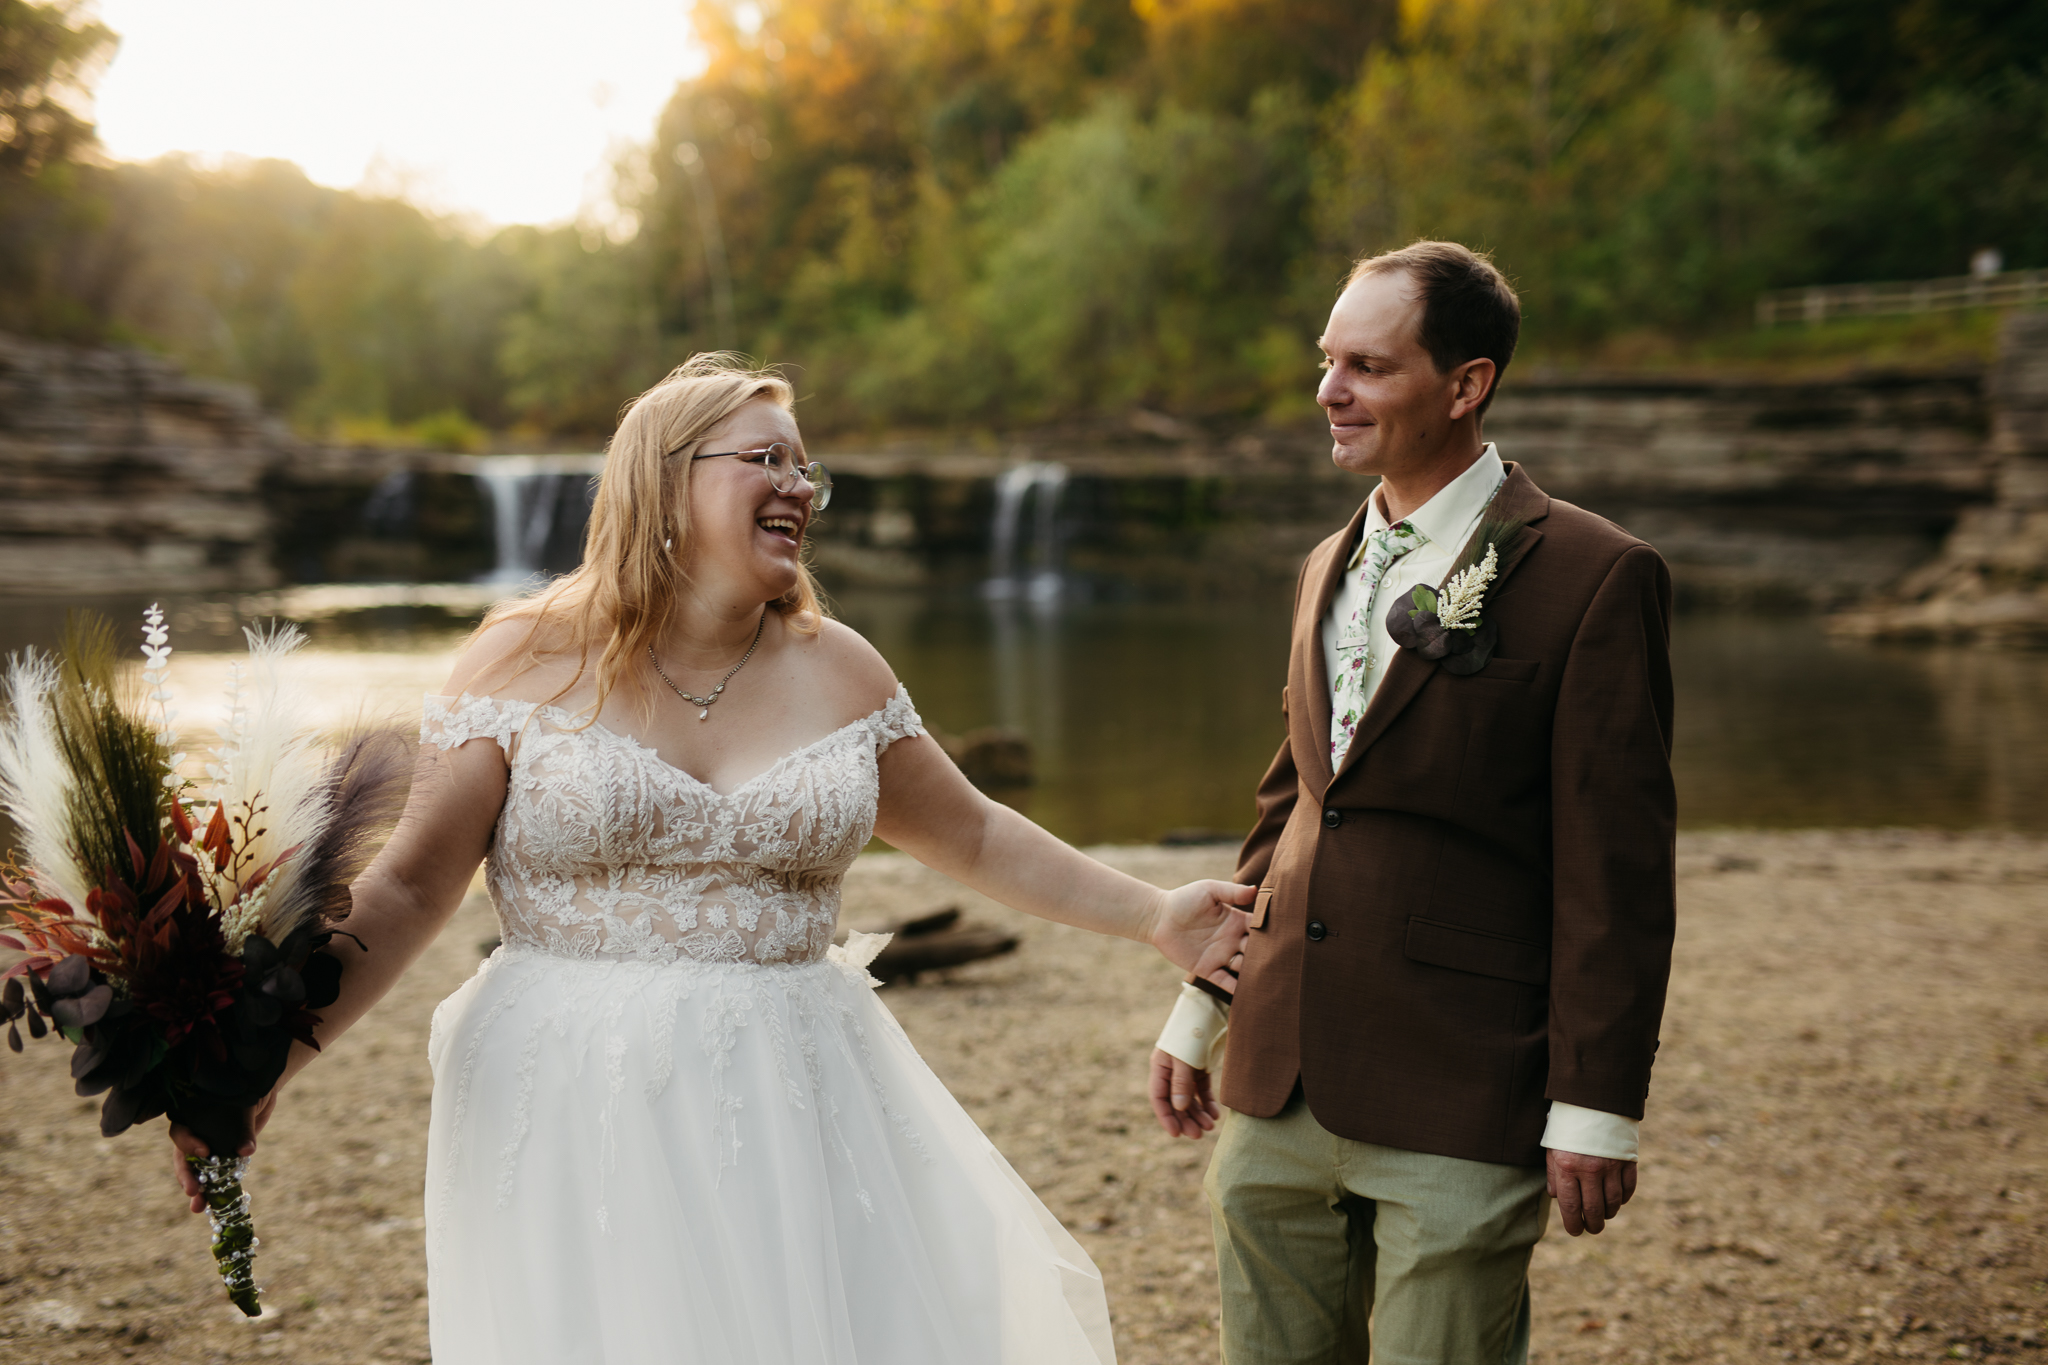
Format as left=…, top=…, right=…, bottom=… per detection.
left=169, top=354, right=1252, bottom=1363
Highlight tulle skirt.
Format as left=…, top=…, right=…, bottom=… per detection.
left=422, top=942, right=1116, bottom=1365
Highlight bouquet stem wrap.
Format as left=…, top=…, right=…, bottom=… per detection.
left=188, top=1154, right=260, bottom=1316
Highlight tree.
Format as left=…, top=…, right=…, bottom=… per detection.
left=0, top=0, right=116, bottom=338
left=1315, top=0, right=1828, bottom=341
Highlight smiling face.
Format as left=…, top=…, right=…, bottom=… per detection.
left=678, top=398, right=814, bottom=602
left=1315, top=267, right=1492, bottom=483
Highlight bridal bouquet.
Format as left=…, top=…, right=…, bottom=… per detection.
left=0, top=607, right=408, bottom=1315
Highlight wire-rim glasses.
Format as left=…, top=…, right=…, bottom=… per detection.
left=689, top=442, right=832, bottom=510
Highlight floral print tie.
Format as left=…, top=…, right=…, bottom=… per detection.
left=1329, top=519, right=1428, bottom=766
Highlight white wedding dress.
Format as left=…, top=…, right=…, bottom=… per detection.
left=417, top=687, right=1116, bottom=1364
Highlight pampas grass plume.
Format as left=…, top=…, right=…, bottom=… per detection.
left=0, top=651, right=92, bottom=913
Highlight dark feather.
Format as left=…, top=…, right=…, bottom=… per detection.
left=269, top=727, right=413, bottom=932
left=1446, top=515, right=1529, bottom=580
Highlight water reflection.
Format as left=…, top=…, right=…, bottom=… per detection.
left=1671, top=617, right=2048, bottom=831
left=1, top=590, right=2042, bottom=843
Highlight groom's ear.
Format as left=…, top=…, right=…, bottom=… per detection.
left=1447, top=357, right=1496, bottom=422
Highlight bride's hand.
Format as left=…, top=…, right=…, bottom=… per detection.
left=169, top=1090, right=278, bottom=1214
left=1148, top=880, right=1254, bottom=990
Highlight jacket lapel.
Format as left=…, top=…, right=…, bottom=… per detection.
left=1326, top=463, right=1552, bottom=789
left=1447, top=461, right=1549, bottom=599
left=1293, top=492, right=1377, bottom=793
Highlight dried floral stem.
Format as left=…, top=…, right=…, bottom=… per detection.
left=1436, top=543, right=1499, bottom=631
left=189, top=1155, right=261, bottom=1316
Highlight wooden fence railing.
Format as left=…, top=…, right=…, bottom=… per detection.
left=1755, top=270, right=2048, bottom=327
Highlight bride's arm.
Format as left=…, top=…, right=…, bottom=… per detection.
left=288, top=734, right=508, bottom=1073
left=872, top=734, right=1252, bottom=983
left=169, top=633, right=522, bottom=1201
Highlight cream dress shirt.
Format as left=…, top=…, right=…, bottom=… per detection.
left=1157, top=445, right=1641, bottom=1161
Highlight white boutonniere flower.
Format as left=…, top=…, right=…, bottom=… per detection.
left=1431, top=543, right=1498, bottom=631
left=1384, top=518, right=1526, bottom=676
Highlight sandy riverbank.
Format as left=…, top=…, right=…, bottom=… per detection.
left=2, top=830, right=2044, bottom=1363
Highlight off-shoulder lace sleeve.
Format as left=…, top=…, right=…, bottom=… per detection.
left=421, top=692, right=536, bottom=755
left=866, top=684, right=925, bottom=757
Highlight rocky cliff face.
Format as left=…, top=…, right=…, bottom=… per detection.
left=0, top=333, right=283, bottom=594
left=1490, top=368, right=1994, bottom=607
left=0, top=327, right=2031, bottom=618
left=1833, top=312, right=2048, bottom=645
left=809, top=366, right=1997, bottom=608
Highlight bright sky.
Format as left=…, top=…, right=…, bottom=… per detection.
left=88, top=0, right=705, bottom=227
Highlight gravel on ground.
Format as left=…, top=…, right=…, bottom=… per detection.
left=1, top=830, right=2043, bottom=1363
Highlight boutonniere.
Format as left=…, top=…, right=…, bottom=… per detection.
left=1385, top=516, right=1527, bottom=676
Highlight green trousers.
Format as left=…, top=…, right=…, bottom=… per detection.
left=1204, top=1093, right=1550, bottom=1365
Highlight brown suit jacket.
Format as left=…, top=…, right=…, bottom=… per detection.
left=1218, top=461, right=1676, bottom=1167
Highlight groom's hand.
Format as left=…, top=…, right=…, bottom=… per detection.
left=1148, top=880, right=1254, bottom=991
left=1148, top=1049, right=1219, bottom=1138
left=1546, top=1149, right=1638, bottom=1235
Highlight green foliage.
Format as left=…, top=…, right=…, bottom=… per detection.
left=1316, top=0, right=1831, bottom=345
left=1739, top=0, right=2048, bottom=127
left=1678, top=308, right=2005, bottom=374
left=495, top=224, right=670, bottom=433
left=0, top=0, right=115, bottom=339
left=50, top=612, right=169, bottom=882
left=2, top=0, right=2043, bottom=436
left=101, top=158, right=531, bottom=431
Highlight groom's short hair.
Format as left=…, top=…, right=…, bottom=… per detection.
left=1348, top=241, right=1520, bottom=417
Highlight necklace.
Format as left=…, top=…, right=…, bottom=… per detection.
left=647, top=611, right=767, bottom=720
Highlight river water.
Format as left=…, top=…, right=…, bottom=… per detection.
left=2, top=587, right=2043, bottom=843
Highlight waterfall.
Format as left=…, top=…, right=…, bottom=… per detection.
left=985, top=463, right=1068, bottom=602
left=460, top=455, right=606, bottom=585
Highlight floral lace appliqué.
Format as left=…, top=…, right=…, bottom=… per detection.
left=420, top=686, right=925, bottom=969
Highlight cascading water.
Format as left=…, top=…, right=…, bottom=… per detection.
left=984, top=463, right=1068, bottom=602
left=461, top=455, right=606, bottom=585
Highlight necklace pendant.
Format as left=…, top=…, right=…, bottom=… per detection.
left=698, top=707, right=710, bottom=721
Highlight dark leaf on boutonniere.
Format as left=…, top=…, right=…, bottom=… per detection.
left=1387, top=585, right=1453, bottom=659
left=1386, top=587, right=1500, bottom=674
left=1438, top=620, right=1500, bottom=676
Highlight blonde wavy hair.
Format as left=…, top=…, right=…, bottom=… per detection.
left=474, top=353, right=825, bottom=724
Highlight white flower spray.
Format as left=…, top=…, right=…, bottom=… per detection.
left=140, top=605, right=188, bottom=794
left=1434, top=543, right=1499, bottom=631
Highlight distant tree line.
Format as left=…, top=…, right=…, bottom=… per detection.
left=2, top=0, right=2044, bottom=437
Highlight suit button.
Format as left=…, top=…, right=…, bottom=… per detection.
left=1306, top=921, right=1327, bottom=941
left=1322, top=808, right=1342, bottom=829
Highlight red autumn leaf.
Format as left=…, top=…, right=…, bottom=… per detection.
left=143, top=878, right=187, bottom=937
left=242, top=843, right=304, bottom=893
left=201, top=805, right=231, bottom=870
left=145, top=835, right=173, bottom=892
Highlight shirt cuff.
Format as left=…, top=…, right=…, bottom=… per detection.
left=1155, top=982, right=1230, bottom=1072
left=1540, top=1101, right=1640, bottom=1161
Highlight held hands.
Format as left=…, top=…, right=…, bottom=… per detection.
left=1147, top=879, right=1254, bottom=991
left=169, top=1093, right=278, bottom=1215
left=1545, top=1148, right=1638, bottom=1235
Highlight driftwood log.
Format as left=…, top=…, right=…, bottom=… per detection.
left=932, top=728, right=1035, bottom=789
left=849, top=906, right=1021, bottom=985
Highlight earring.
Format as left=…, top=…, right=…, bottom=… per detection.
left=664, top=536, right=673, bottom=551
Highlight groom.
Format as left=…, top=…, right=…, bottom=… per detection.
left=1147, top=241, right=1675, bottom=1363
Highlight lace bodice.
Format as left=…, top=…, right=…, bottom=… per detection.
left=421, top=687, right=924, bottom=967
